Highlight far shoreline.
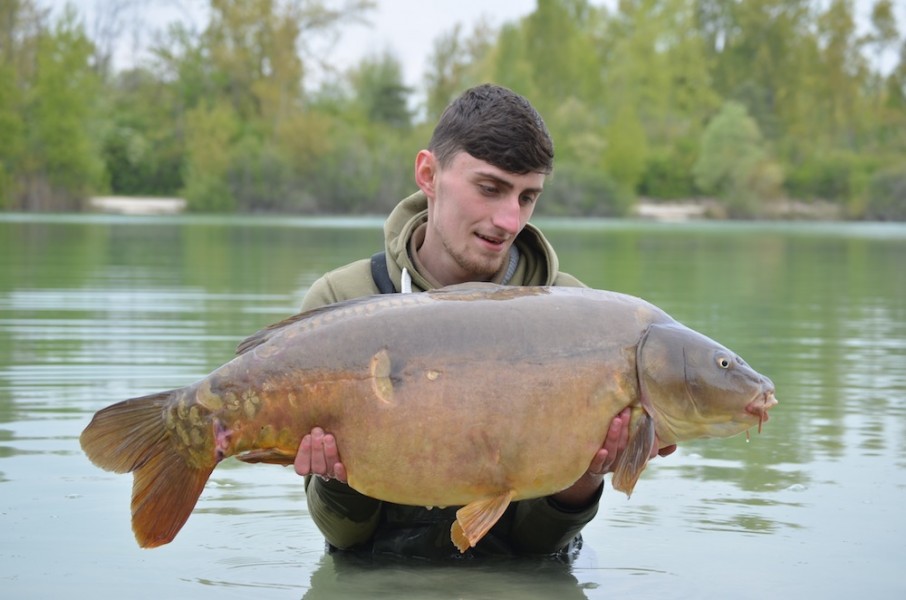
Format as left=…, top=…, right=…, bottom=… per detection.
left=84, top=195, right=846, bottom=222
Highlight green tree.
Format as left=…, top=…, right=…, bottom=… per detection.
left=523, top=0, right=601, bottom=115
left=0, top=1, right=41, bottom=207
left=204, top=0, right=306, bottom=122
left=0, top=62, right=22, bottom=207
left=865, top=1, right=905, bottom=154
left=602, top=101, right=648, bottom=194
left=864, top=165, right=906, bottom=220
left=102, top=67, right=185, bottom=196
left=182, top=102, right=239, bottom=211
left=816, top=0, right=869, bottom=147
left=148, top=0, right=376, bottom=212
left=487, top=0, right=608, bottom=174
left=887, top=40, right=906, bottom=112
left=703, top=0, right=815, bottom=141
left=693, top=101, right=782, bottom=216
left=599, top=0, right=717, bottom=196
left=21, top=6, right=105, bottom=210
left=487, top=23, right=537, bottom=103
left=349, top=50, right=411, bottom=129
left=425, top=20, right=496, bottom=121
left=865, top=0, right=899, bottom=74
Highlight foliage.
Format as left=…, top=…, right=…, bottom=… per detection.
left=539, top=164, right=629, bottom=217
left=864, top=166, right=906, bottom=220
left=638, top=142, right=698, bottom=199
left=4, top=0, right=906, bottom=219
left=425, top=21, right=496, bottom=121
left=182, top=102, right=239, bottom=212
left=602, top=102, right=649, bottom=195
left=0, top=63, right=23, bottom=208
left=100, top=68, right=184, bottom=196
left=784, top=150, right=876, bottom=203
left=13, top=4, right=105, bottom=210
left=348, top=50, right=411, bottom=129
left=693, top=101, right=783, bottom=216
left=0, top=0, right=39, bottom=209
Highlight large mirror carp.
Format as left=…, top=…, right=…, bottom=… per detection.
left=81, top=284, right=777, bottom=552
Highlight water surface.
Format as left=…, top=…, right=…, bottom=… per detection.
left=1, top=214, right=904, bottom=598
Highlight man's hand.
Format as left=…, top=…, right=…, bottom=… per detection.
left=294, top=427, right=348, bottom=483
left=551, top=407, right=677, bottom=508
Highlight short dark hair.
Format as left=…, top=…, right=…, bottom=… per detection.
left=428, top=84, right=554, bottom=175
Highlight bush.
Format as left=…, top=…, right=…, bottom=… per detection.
left=638, top=145, right=697, bottom=199
left=785, top=152, right=876, bottom=203
left=693, top=101, right=784, bottom=217
left=863, top=167, right=906, bottom=221
left=538, top=164, right=630, bottom=217
left=181, top=102, right=238, bottom=212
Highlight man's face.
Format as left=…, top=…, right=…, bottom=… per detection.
left=418, top=151, right=545, bottom=285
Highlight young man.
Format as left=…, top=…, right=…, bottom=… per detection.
left=294, top=84, right=674, bottom=559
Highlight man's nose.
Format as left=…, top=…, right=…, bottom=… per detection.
left=491, top=195, right=522, bottom=235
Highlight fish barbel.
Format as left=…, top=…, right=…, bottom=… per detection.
left=80, top=284, right=777, bottom=552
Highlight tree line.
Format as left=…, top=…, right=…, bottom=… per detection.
left=2, top=0, right=905, bottom=218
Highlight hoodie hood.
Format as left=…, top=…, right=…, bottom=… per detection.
left=383, top=191, right=566, bottom=292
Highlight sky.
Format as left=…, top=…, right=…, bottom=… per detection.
left=57, top=0, right=905, bottom=92
left=329, top=0, right=548, bottom=84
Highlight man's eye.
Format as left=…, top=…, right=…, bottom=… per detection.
left=479, top=185, right=497, bottom=195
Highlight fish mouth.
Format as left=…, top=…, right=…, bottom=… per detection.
left=745, top=390, right=778, bottom=433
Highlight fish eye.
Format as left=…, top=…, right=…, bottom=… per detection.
left=717, top=356, right=731, bottom=369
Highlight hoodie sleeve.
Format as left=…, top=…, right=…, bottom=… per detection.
left=304, top=476, right=382, bottom=549
left=504, top=485, right=603, bottom=554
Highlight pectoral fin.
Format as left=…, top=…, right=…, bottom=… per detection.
left=450, top=491, right=515, bottom=552
left=235, top=448, right=296, bottom=465
left=611, top=409, right=656, bottom=497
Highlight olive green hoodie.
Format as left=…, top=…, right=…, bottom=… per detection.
left=302, top=191, right=598, bottom=559
left=301, top=191, right=583, bottom=309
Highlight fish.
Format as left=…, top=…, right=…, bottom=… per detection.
left=80, top=284, right=777, bottom=552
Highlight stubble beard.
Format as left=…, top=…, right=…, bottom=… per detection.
left=441, top=233, right=506, bottom=281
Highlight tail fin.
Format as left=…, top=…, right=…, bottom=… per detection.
left=79, top=391, right=216, bottom=548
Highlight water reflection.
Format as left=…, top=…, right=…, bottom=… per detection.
left=302, top=553, right=590, bottom=599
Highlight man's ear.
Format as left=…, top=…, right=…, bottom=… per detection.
left=415, top=150, right=437, bottom=199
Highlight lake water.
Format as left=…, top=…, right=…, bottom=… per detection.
left=1, top=214, right=904, bottom=599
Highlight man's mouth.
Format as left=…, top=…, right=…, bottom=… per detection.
left=476, top=233, right=507, bottom=249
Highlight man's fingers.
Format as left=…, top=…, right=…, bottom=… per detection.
left=617, top=407, right=630, bottom=447
left=294, top=427, right=347, bottom=482
left=322, top=431, right=339, bottom=463
left=333, top=462, right=348, bottom=483
left=310, top=428, right=328, bottom=476
left=603, top=408, right=630, bottom=453
left=294, top=433, right=313, bottom=476
left=590, top=448, right=611, bottom=475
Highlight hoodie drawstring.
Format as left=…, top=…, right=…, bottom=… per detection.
left=401, top=268, right=412, bottom=294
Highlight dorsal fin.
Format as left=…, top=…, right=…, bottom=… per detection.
left=236, top=284, right=545, bottom=356
left=235, top=295, right=388, bottom=355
